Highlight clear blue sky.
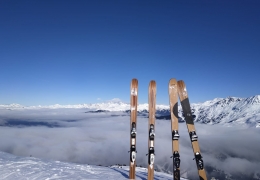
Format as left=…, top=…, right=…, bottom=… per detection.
left=1, top=0, right=260, bottom=106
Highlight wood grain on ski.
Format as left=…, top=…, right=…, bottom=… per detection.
left=168, top=78, right=180, bottom=180
left=177, top=80, right=207, bottom=180
left=147, top=80, right=156, bottom=180
left=129, top=78, right=138, bottom=179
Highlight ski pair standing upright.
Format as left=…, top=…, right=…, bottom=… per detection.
left=168, top=78, right=207, bottom=180
left=129, top=79, right=156, bottom=180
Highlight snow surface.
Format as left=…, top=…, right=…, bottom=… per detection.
left=0, top=151, right=187, bottom=180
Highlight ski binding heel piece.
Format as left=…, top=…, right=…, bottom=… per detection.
left=130, top=145, right=136, bottom=163
left=148, top=147, right=155, bottom=168
left=193, top=152, right=204, bottom=170
left=130, top=151, right=136, bottom=163
left=171, top=151, right=180, bottom=170
left=149, top=154, right=155, bottom=168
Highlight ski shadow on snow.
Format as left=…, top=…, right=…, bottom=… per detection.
left=111, top=168, right=146, bottom=180
left=138, top=171, right=166, bottom=180
left=111, top=168, right=128, bottom=179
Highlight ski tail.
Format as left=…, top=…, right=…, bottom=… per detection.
left=168, top=78, right=180, bottom=180
left=129, top=78, right=138, bottom=179
left=147, top=80, right=156, bottom=180
left=177, top=80, right=207, bottom=180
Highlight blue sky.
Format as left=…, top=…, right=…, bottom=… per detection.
left=1, top=0, right=260, bottom=106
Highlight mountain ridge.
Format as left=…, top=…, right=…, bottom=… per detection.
left=1, top=95, right=260, bottom=127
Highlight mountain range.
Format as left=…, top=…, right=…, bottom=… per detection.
left=1, top=95, right=260, bottom=128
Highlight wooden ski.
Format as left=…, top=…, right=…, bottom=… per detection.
left=147, top=80, right=156, bottom=180
left=177, top=80, right=207, bottom=180
left=168, top=78, right=180, bottom=180
left=129, top=78, right=138, bottom=179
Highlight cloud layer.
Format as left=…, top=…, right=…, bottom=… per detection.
left=0, top=108, right=259, bottom=179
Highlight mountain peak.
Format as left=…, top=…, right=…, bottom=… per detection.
left=245, top=95, right=260, bottom=105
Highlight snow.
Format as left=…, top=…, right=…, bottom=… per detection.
left=0, top=100, right=168, bottom=111
left=0, top=97, right=259, bottom=179
left=0, top=151, right=187, bottom=180
left=1, top=95, right=259, bottom=127
left=188, top=95, right=260, bottom=127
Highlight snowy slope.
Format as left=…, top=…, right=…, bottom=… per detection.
left=184, top=95, right=260, bottom=127
left=0, top=151, right=187, bottom=180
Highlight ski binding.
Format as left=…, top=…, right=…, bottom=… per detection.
left=171, top=151, right=180, bottom=170
left=149, top=124, right=155, bottom=140
left=148, top=147, right=155, bottom=168
left=130, top=149, right=136, bottom=163
left=131, top=122, right=136, bottom=136
left=193, top=152, right=204, bottom=170
left=189, top=131, right=198, bottom=141
left=172, top=130, right=180, bottom=140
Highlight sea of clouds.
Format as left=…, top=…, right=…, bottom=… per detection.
left=0, top=108, right=259, bottom=179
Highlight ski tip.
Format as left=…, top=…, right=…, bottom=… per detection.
left=177, top=80, right=186, bottom=90
left=177, top=80, right=189, bottom=101
left=169, top=78, right=177, bottom=83
left=131, top=78, right=138, bottom=83
left=149, top=80, right=156, bottom=87
left=169, top=78, right=177, bottom=89
left=177, top=80, right=185, bottom=85
left=131, top=79, right=138, bottom=88
left=149, top=81, right=156, bottom=94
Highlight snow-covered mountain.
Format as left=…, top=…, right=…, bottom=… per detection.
left=186, top=95, right=260, bottom=127
left=1, top=95, right=260, bottom=127
left=0, top=101, right=169, bottom=111
left=0, top=151, right=187, bottom=180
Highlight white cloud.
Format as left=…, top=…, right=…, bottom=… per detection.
left=0, top=108, right=259, bottom=179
